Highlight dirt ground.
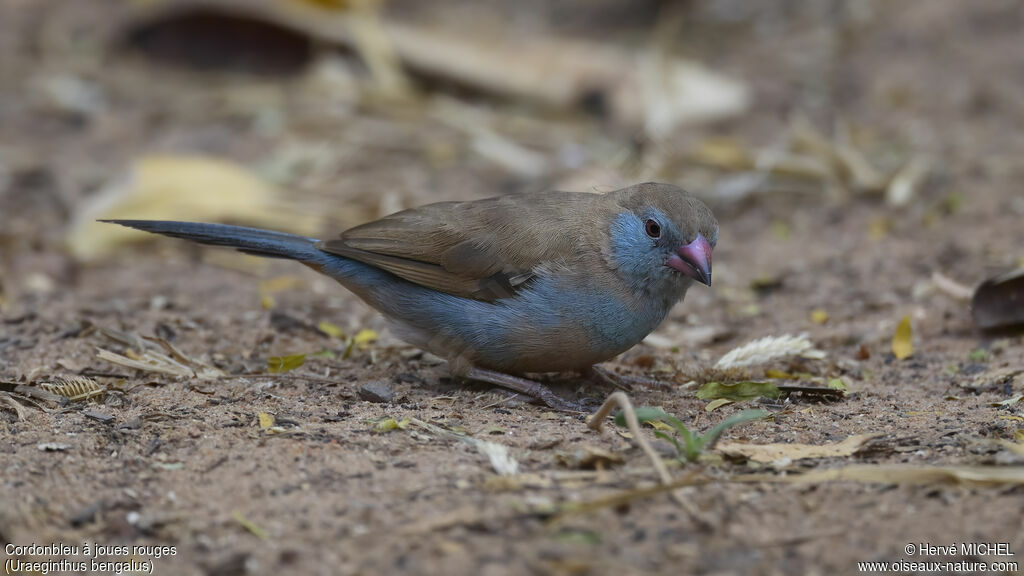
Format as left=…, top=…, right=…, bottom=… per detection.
left=2, top=1, right=1024, bottom=575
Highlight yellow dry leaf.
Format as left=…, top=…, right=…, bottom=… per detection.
left=318, top=321, right=344, bottom=339
left=372, top=418, right=409, bottom=433
left=704, top=398, right=734, bottom=412
left=260, top=294, right=276, bottom=310
left=892, top=315, right=914, bottom=360
left=645, top=420, right=675, bottom=432
left=353, top=329, right=378, bottom=347
left=258, top=412, right=275, bottom=429
left=268, top=354, right=306, bottom=373
left=717, top=434, right=876, bottom=463
left=810, top=309, right=829, bottom=324
left=66, top=155, right=321, bottom=261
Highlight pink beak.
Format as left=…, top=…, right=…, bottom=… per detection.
left=667, top=234, right=712, bottom=286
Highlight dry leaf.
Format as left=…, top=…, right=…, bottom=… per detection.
left=704, top=398, right=734, bottom=412
left=696, top=381, right=781, bottom=402
left=353, top=329, right=378, bottom=347
left=267, top=354, right=306, bottom=373
left=774, top=464, right=1024, bottom=487
left=971, top=268, right=1024, bottom=330
left=892, top=315, right=914, bottom=360
left=317, top=321, right=344, bottom=339
left=67, top=155, right=321, bottom=261
left=258, top=412, right=276, bottom=429
left=717, top=434, right=876, bottom=463
left=97, top=336, right=225, bottom=380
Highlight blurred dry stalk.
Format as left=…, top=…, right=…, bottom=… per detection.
left=123, top=0, right=750, bottom=137
left=683, top=115, right=929, bottom=205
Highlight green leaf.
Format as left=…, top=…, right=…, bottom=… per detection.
left=267, top=353, right=306, bottom=373
left=696, top=381, right=781, bottom=402
left=700, top=409, right=769, bottom=450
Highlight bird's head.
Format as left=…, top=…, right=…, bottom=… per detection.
left=604, top=182, right=718, bottom=296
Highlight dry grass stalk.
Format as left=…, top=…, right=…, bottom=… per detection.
left=587, top=391, right=714, bottom=525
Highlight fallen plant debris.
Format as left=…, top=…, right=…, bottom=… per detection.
left=696, top=380, right=781, bottom=403
left=716, top=434, right=878, bottom=464
left=714, top=334, right=825, bottom=370
left=67, top=155, right=322, bottom=261
left=96, top=327, right=225, bottom=380
left=407, top=418, right=519, bottom=476
left=38, top=375, right=106, bottom=402
left=971, top=268, right=1024, bottom=330
left=267, top=353, right=306, bottom=373
left=748, top=464, right=1024, bottom=487
left=892, top=315, right=914, bottom=360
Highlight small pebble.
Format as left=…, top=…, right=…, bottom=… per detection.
left=359, top=380, right=394, bottom=403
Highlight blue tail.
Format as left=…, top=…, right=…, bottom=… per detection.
left=103, top=220, right=322, bottom=261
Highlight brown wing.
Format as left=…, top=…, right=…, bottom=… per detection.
left=317, top=192, right=600, bottom=301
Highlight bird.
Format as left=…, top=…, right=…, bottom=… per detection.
left=105, top=182, right=717, bottom=411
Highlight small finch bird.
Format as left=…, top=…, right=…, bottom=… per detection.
left=106, top=182, right=716, bottom=410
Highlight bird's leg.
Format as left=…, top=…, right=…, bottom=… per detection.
left=463, top=367, right=583, bottom=412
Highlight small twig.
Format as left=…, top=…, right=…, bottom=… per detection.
left=587, top=392, right=672, bottom=486
left=588, top=392, right=717, bottom=527
left=479, top=391, right=522, bottom=410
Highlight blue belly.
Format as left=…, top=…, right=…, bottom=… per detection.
left=316, top=253, right=681, bottom=373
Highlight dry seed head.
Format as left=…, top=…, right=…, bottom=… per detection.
left=38, top=375, right=106, bottom=402
left=714, top=334, right=824, bottom=370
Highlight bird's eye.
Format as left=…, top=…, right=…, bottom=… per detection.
left=644, top=219, right=661, bottom=238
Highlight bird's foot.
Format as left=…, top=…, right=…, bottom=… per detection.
left=582, top=365, right=633, bottom=392
left=463, top=367, right=585, bottom=413
left=584, top=365, right=674, bottom=391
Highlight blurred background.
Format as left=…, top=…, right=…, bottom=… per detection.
left=2, top=0, right=1020, bottom=272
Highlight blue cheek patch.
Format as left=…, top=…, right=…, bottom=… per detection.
left=609, top=212, right=647, bottom=269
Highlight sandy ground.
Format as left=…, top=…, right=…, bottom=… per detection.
left=2, top=1, right=1023, bottom=574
